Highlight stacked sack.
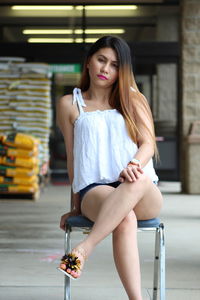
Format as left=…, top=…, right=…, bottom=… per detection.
left=0, top=57, right=52, bottom=172
left=0, top=132, right=40, bottom=194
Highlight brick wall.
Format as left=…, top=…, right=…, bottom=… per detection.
left=181, top=0, right=200, bottom=193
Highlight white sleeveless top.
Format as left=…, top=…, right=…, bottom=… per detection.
left=72, top=88, right=158, bottom=193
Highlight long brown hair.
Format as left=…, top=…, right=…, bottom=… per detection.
left=79, top=36, right=158, bottom=158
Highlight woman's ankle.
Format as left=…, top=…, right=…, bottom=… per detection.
left=73, top=245, right=87, bottom=260
left=76, top=240, right=95, bottom=258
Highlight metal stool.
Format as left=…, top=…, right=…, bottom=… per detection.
left=63, top=215, right=165, bottom=300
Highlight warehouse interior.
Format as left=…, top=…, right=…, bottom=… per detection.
left=0, top=0, right=180, bottom=198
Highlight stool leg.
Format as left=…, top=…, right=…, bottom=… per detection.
left=64, top=227, right=71, bottom=300
left=159, top=224, right=165, bottom=300
left=153, top=228, right=159, bottom=300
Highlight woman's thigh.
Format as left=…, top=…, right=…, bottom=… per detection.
left=81, top=185, right=115, bottom=222
left=134, top=181, right=163, bottom=220
left=81, top=179, right=163, bottom=222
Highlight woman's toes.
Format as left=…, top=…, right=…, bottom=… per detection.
left=58, top=246, right=87, bottom=279
left=60, top=263, right=66, bottom=270
left=66, top=268, right=71, bottom=274
left=71, top=270, right=79, bottom=278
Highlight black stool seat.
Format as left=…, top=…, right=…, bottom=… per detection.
left=66, top=215, right=161, bottom=228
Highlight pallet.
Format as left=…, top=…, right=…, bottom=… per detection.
left=0, top=190, right=40, bottom=200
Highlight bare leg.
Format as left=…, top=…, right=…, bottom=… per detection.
left=78, top=185, right=144, bottom=299
left=112, top=210, right=142, bottom=300
left=65, top=175, right=162, bottom=288
left=62, top=176, right=162, bottom=299
left=80, top=175, right=162, bottom=256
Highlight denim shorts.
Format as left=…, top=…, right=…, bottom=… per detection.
left=79, top=181, right=121, bottom=201
left=79, top=180, right=158, bottom=201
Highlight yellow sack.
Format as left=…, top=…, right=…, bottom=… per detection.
left=0, top=165, right=39, bottom=177
left=0, top=175, right=38, bottom=185
left=0, top=156, right=39, bottom=169
left=0, top=144, right=38, bottom=158
left=0, top=133, right=40, bottom=150
left=0, top=183, right=39, bottom=193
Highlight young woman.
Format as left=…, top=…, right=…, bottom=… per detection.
left=57, top=36, right=163, bottom=300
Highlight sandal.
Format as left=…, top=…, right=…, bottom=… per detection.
left=57, top=247, right=87, bottom=280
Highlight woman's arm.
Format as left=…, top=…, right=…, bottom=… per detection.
left=56, top=95, right=81, bottom=214
left=119, top=94, right=155, bottom=183
left=133, top=94, right=155, bottom=168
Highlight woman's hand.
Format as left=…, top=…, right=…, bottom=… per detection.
left=118, top=164, right=144, bottom=183
left=60, top=209, right=81, bottom=231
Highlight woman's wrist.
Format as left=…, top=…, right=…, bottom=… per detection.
left=128, top=158, right=141, bottom=168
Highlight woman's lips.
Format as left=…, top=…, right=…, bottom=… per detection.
left=97, top=74, right=108, bottom=80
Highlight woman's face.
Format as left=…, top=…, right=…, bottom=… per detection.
left=87, top=47, right=119, bottom=88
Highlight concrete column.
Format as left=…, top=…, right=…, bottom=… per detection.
left=181, top=0, right=200, bottom=193
left=155, top=14, right=178, bottom=132
left=156, top=64, right=177, bottom=127
left=157, top=15, right=179, bottom=42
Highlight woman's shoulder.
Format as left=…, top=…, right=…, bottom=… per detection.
left=57, top=92, right=79, bottom=125
left=58, top=94, right=73, bottom=109
left=58, top=87, right=80, bottom=110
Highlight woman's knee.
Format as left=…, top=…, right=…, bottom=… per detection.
left=113, top=211, right=137, bottom=236
left=124, top=173, right=151, bottom=193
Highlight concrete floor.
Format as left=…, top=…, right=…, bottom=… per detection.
left=0, top=182, right=200, bottom=300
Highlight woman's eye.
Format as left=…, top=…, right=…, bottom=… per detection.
left=112, top=64, right=118, bottom=69
left=98, top=58, right=105, bottom=63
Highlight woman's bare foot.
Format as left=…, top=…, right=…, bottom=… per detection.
left=59, top=247, right=87, bottom=279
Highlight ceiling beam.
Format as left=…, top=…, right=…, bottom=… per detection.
left=0, top=1, right=179, bottom=5
left=0, top=42, right=179, bottom=63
